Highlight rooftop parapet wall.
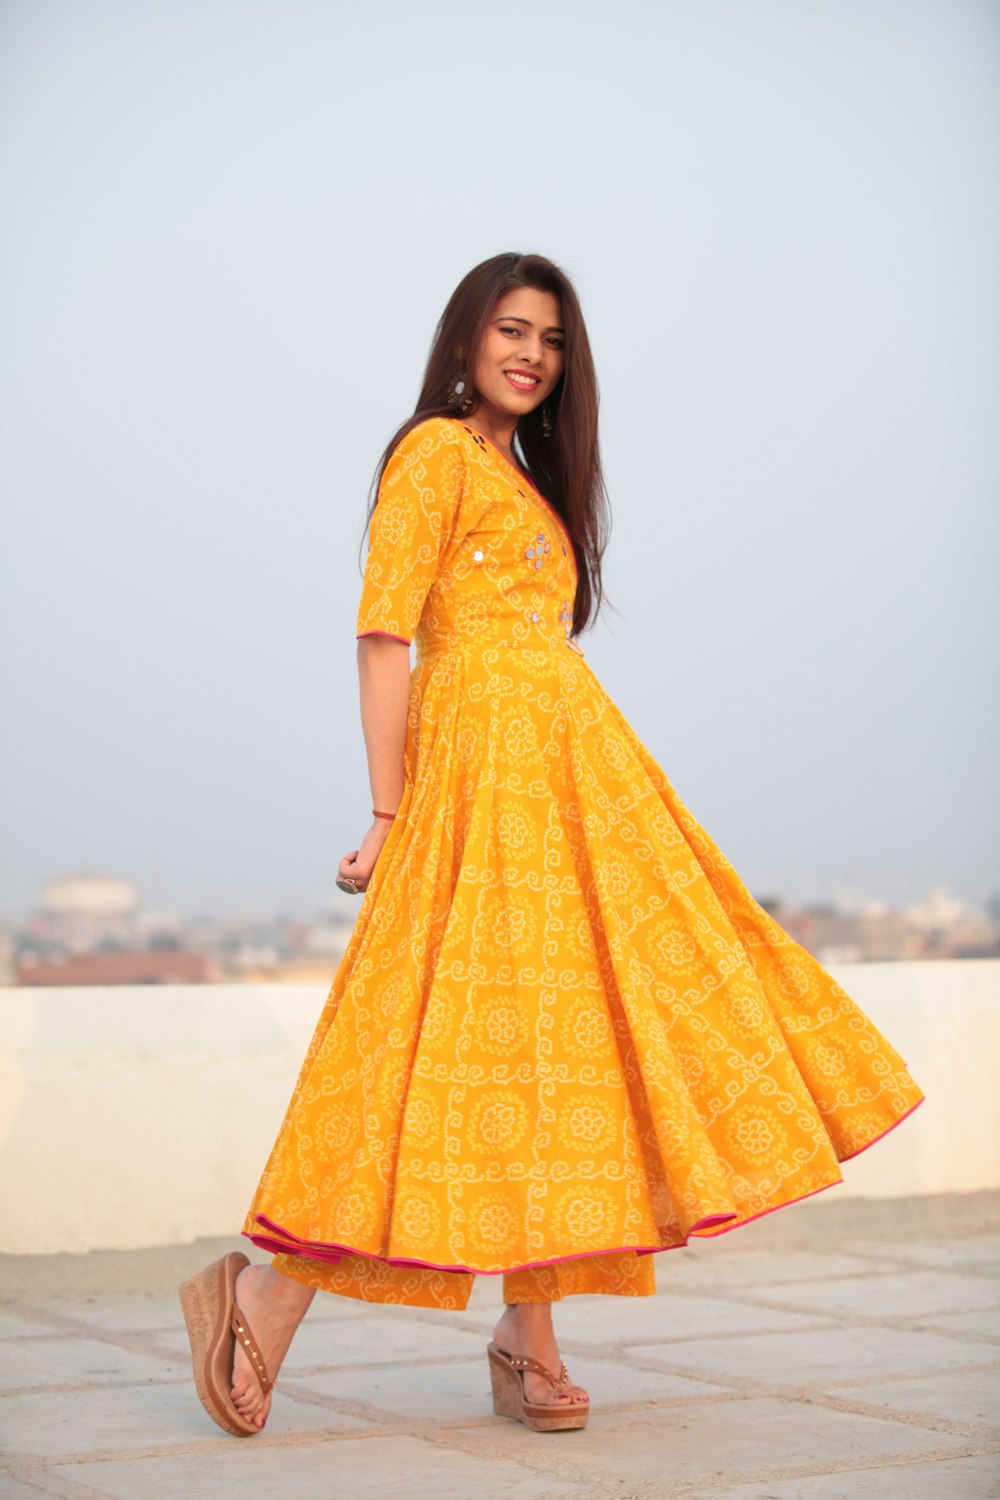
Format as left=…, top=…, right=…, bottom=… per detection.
left=1, top=961, right=997, bottom=1257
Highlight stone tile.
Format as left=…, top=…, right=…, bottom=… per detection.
left=54, top=1292, right=194, bottom=1334
left=153, top=1310, right=478, bottom=1371
left=283, top=1312, right=480, bottom=1369
left=842, top=1236, right=1000, bottom=1276
left=0, top=1477, right=65, bottom=1500
left=1, top=1336, right=183, bottom=1392
left=0, top=1308, right=57, bottom=1339
left=627, top=1325, right=990, bottom=1388
left=444, top=1289, right=834, bottom=1353
left=755, top=1269, right=999, bottom=1321
left=689, top=1452, right=1000, bottom=1499
left=924, top=1307, right=1000, bottom=1340
left=828, top=1365, right=1000, bottom=1428
left=655, top=1244, right=885, bottom=1289
left=34, top=1284, right=375, bottom=1332
left=427, top=1306, right=499, bottom=1336
left=585, top=1292, right=832, bottom=1344
left=283, top=1357, right=496, bottom=1423
left=467, top=1273, right=505, bottom=1311
left=458, top=1394, right=967, bottom=1485
left=0, top=1380, right=374, bottom=1456
left=53, top=1433, right=584, bottom=1499
left=285, top=1352, right=718, bottom=1422
left=594, top=1397, right=971, bottom=1480
left=303, top=1291, right=398, bottom=1321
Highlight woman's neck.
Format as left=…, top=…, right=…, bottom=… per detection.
left=463, top=408, right=517, bottom=462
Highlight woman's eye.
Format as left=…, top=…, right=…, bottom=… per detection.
left=498, top=325, right=563, bottom=349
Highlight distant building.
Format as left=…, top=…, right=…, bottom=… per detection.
left=15, top=871, right=217, bottom=984
left=750, top=886, right=999, bottom=964
left=36, top=872, right=139, bottom=954
left=17, top=949, right=216, bottom=986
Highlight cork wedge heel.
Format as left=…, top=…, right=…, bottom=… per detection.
left=178, top=1251, right=274, bottom=1437
left=487, top=1340, right=590, bottom=1432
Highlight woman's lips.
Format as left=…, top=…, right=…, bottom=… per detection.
left=503, top=370, right=541, bottom=392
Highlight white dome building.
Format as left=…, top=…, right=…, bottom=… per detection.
left=38, top=872, right=140, bottom=953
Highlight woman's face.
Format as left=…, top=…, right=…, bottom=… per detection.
left=470, top=286, right=565, bottom=425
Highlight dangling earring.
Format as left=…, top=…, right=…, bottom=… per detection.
left=541, top=402, right=553, bottom=439
left=453, top=375, right=474, bottom=416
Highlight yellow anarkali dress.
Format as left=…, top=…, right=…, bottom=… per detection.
left=242, top=416, right=924, bottom=1309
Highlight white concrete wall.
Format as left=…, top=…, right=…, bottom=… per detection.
left=1, top=960, right=997, bottom=1256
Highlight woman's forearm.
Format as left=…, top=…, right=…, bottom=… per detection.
left=356, top=636, right=411, bottom=814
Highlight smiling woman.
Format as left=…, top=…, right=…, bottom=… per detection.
left=179, top=251, right=925, bottom=1442
left=473, top=290, right=566, bottom=413
left=360, top=253, right=610, bottom=642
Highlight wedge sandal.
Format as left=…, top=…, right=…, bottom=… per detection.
left=179, top=1251, right=274, bottom=1437
left=487, top=1340, right=590, bottom=1432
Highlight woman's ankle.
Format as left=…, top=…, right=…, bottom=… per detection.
left=502, top=1300, right=555, bottom=1328
left=244, top=1263, right=315, bottom=1318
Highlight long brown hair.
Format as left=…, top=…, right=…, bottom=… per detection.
left=361, top=252, right=612, bottom=636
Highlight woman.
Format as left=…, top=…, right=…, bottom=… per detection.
left=180, top=252, right=924, bottom=1438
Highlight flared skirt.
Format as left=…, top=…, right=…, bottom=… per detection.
left=243, top=643, right=924, bottom=1298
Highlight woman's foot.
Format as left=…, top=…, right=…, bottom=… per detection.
left=230, top=1264, right=315, bottom=1429
left=492, top=1302, right=589, bottom=1408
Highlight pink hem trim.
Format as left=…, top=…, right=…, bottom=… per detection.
left=695, top=1094, right=925, bottom=1240
left=687, top=1177, right=844, bottom=1241
left=357, top=630, right=411, bottom=645
left=245, top=1099, right=927, bottom=1278
left=244, top=1210, right=738, bottom=1277
left=839, top=1093, right=925, bottom=1162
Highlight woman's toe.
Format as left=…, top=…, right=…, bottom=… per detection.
left=231, top=1380, right=259, bottom=1417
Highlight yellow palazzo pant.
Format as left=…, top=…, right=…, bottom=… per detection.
left=272, top=1246, right=656, bottom=1309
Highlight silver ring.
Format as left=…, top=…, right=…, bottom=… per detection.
left=336, top=876, right=362, bottom=896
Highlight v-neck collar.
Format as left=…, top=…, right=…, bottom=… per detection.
left=458, top=421, right=576, bottom=572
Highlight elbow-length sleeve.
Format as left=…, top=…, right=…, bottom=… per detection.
left=355, top=419, right=466, bottom=645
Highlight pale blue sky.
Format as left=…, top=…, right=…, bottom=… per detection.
left=2, top=0, right=998, bottom=918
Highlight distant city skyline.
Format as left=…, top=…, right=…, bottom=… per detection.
left=7, top=865, right=996, bottom=990
left=4, top=863, right=996, bottom=928
left=2, top=2, right=998, bottom=916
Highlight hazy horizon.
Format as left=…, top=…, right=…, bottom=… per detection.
left=2, top=1, right=998, bottom=920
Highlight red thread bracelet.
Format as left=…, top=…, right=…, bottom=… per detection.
left=372, top=808, right=397, bottom=821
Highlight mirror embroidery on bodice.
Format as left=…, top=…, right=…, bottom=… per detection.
left=525, top=532, right=551, bottom=569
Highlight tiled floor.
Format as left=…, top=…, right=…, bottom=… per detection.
left=2, top=1193, right=998, bottom=1499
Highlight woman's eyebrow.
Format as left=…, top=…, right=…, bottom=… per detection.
left=495, top=315, right=566, bottom=334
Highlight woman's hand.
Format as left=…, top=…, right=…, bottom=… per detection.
left=346, top=634, right=410, bottom=893
left=338, top=817, right=395, bottom=893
